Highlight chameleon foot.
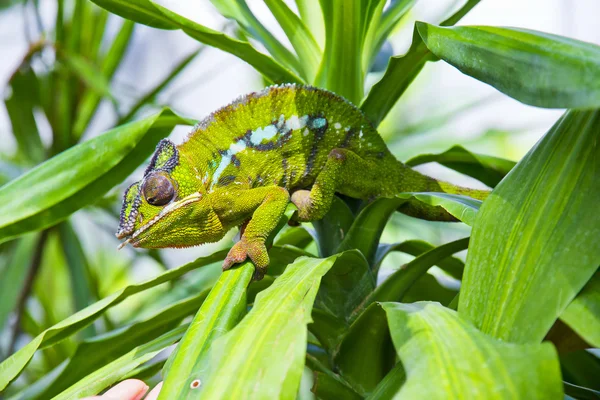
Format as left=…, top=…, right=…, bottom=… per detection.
left=291, top=190, right=313, bottom=222
left=223, top=239, right=269, bottom=280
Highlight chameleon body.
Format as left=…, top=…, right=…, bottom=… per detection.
left=117, top=84, right=487, bottom=278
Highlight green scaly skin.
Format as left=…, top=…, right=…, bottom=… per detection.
left=116, top=84, right=488, bottom=279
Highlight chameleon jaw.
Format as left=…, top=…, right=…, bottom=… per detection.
left=117, top=192, right=203, bottom=249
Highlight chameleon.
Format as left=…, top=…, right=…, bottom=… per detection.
left=116, top=84, right=488, bottom=279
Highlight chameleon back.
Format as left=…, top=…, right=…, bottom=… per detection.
left=179, top=84, right=393, bottom=193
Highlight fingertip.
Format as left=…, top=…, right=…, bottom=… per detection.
left=145, top=381, right=163, bottom=400
left=103, top=379, right=149, bottom=400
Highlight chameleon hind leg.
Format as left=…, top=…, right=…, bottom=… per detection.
left=221, top=186, right=290, bottom=280
left=291, top=149, right=382, bottom=222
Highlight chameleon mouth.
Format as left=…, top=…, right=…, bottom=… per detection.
left=117, top=192, right=203, bottom=249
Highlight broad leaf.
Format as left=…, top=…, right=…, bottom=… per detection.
left=417, top=23, right=600, bottom=109
left=406, top=145, right=516, bottom=187
left=0, top=109, right=192, bottom=244
left=312, top=196, right=355, bottom=257
left=159, top=262, right=254, bottom=399
left=0, top=250, right=226, bottom=390
left=196, top=256, right=338, bottom=399
left=459, top=110, right=600, bottom=343
left=382, top=302, right=562, bottom=399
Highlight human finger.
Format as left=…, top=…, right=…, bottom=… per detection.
left=101, top=379, right=149, bottom=400
left=144, top=382, right=163, bottom=400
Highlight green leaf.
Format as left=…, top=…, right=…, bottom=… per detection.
left=560, top=271, right=600, bottom=348
left=53, top=325, right=186, bottom=399
left=264, top=0, right=321, bottom=81
left=311, top=196, right=355, bottom=257
left=0, top=108, right=191, bottom=244
left=0, top=234, right=39, bottom=334
left=196, top=256, right=338, bottom=399
left=361, top=0, right=481, bottom=126
left=366, top=363, right=405, bottom=400
left=159, top=262, right=254, bottom=398
left=295, top=0, right=325, bottom=48
left=316, top=250, right=374, bottom=321
left=60, top=50, right=115, bottom=101
left=36, top=291, right=208, bottom=399
left=364, top=0, right=415, bottom=70
left=73, top=19, right=136, bottom=139
left=316, top=0, right=382, bottom=103
left=336, top=197, right=406, bottom=266
left=397, top=192, right=482, bottom=226
left=334, top=304, right=394, bottom=395
left=209, top=0, right=303, bottom=78
left=355, top=237, right=469, bottom=318
left=91, top=0, right=303, bottom=84
left=4, top=65, right=45, bottom=164
left=0, top=250, right=226, bottom=391
left=90, top=0, right=177, bottom=29
left=563, top=382, right=600, bottom=400
left=375, top=240, right=465, bottom=280
left=381, top=302, right=562, bottom=399
left=561, top=351, right=600, bottom=391
left=459, top=110, right=600, bottom=343
left=416, top=23, right=600, bottom=109
left=406, top=145, right=516, bottom=188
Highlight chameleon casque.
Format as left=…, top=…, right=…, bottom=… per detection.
left=116, top=84, right=487, bottom=279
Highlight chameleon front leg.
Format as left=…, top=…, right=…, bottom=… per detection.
left=220, top=186, right=290, bottom=279
left=292, top=149, right=379, bottom=222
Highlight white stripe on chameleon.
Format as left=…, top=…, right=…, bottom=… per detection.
left=334, top=122, right=342, bottom=130
left=285, top=115, right=309, bottom=131
left=250, top=125, right=278, bottom=145
left=210, top=139, right=247, bottom=189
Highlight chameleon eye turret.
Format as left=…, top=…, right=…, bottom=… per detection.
left=142, top=173, right=175, bottom=206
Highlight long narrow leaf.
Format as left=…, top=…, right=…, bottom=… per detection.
left=159, top=262, right=254, bottom=398
left=0, top=109, right=192, bottom=243
left=459, top=110, right=600, bottom=343
left=264, top=0, right=321, bottom=81
left=0, top=250, right=226, bottom=390
left=210, top=0, right=303, bottom=77
left=196, top=256, right=338, bottom=399
left=406, top=145, right=516, bottom=188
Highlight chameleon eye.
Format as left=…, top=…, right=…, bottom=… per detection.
left=142, top=173, right=175, bottom=206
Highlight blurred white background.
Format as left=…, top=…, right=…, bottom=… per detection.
left=1, top=0, right=598, bottom=272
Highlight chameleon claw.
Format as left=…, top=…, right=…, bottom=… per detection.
left=290, top=190, right=313, bottom=222
left=223, top=239, right=269, bottom=280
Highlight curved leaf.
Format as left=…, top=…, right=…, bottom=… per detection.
left=406, top=145, right=516, bottom=187
left=459, top=110, right=600, bottom=343
left=354, top=237, right=469, bottom=319
left=375, top=240, right=465, bottom=280
left=91, top=0, right=302, bottom=84
left=560, top=271, right=600, bottom=348
left=397, top=192, right=482, bottom=226
left=196, top=256, right=338, bottom=399
left=417, top=23, right=600, bottom=109
left=381, top=302, right=562, bottom=399
left=53, top=325, right=186, bottom=399
left=159, top=263, right=254, bottom=399
left=0, top=109, right=192, bottom=244
left=0, top=250, right=227, bottom=391
left=334, top=303, right=394, bottom=396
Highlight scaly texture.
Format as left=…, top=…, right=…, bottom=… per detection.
left=116, top=84, right=488, bottom=277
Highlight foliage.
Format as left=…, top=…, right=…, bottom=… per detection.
left=0, top=0, right=598, bottom=399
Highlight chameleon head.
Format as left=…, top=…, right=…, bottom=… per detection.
left=116, top=139, right=224, bottom=249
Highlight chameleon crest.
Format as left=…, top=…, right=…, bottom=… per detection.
left=117, top=84, right=487, bottom=279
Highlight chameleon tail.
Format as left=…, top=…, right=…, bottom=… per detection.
left=392, top=159, right=490, bottom=221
